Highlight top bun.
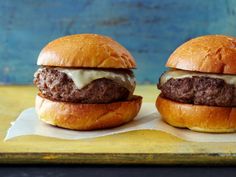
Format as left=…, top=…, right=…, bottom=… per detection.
left=37, top=34, right=136, bottom=69
left=166, top=35, right=236, bottom=74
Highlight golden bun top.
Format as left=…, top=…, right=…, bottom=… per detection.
left=37, top=34, right=136, bottom=69
left=166, top=35, right=236, bottom=74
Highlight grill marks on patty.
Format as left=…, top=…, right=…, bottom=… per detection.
left=158, top=76, right=235, bottom=107
left=34, top=67, right=134, bottom=104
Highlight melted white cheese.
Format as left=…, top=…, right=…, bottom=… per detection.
left=56, top=68, right=135, bottom=92
left=160, top=70, right=236, bottom=87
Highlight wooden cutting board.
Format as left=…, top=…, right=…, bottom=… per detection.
left=0, top=85, right=236, bottom=165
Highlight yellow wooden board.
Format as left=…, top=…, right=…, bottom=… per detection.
left=1, top=85, right=236, bottom=165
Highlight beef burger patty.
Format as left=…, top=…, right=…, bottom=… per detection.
left=158, top=76, right=236, bottom=107
left=34, top=67, right=135, bottom=104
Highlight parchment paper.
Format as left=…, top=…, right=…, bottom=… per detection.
left=5, top=103, right=236, bottom=142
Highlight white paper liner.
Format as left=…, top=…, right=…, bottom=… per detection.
left=5, top=103, right=236, bottom=142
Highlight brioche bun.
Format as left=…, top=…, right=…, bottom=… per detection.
left=35, top=34, right=141, bottom=130
left=166, top=35, right=236, bottom=74
left=156, top=96, right=236, bottom=133
left=37, top=34, right=136, bottom=69
left=36, top=94, right=142, bottom=130
left=157, top=35, right=236, bottom=133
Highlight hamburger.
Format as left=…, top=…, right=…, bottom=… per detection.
left=156, top=35, right=236, bottom=133
left=34, top=34, right=142, bottom=130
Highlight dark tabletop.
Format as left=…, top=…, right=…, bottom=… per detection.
left=1, top=165, right=236, bottom=177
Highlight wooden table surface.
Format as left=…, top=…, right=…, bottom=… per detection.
left=1, top=85, right=236, bottom=165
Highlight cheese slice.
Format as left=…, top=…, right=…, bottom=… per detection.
left=160, top=69, right=236, bottom=87
left=56, top=68, right=135, bottom=92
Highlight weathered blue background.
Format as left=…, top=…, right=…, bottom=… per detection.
left=1, top=0, right=236, bottom=84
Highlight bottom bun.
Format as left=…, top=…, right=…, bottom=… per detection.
left=156, top=96, right=236, bottom=133
left=35, top=94, right=142, bottom=130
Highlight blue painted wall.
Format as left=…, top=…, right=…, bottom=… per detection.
left=1, top=0, right=236, bottom=84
